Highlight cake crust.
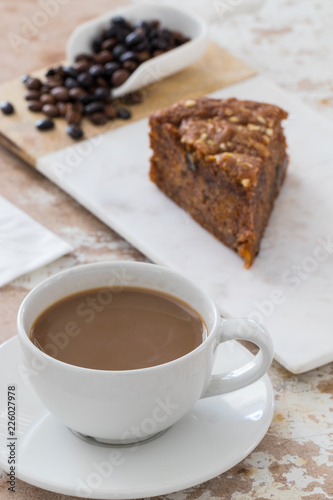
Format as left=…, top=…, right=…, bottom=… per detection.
left=149, top=97, right=288, bottom=267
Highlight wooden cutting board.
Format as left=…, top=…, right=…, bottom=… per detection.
left=0, top=43, right=255, bottom=166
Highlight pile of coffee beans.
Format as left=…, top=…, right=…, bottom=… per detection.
left=18, top=16, right=190, bottom=140
left=89, top=15, right=190, bottom=88
left=21, top=64, right=138, bottom=140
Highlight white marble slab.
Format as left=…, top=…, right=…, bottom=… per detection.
left=37, top=75, right=333, bottom=374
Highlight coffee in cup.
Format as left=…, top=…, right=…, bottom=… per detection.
left=29, top=286, right=208, bottom=370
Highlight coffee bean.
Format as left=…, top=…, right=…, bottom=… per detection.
left=138, top=51, right=151, bottom=62
left=72, top=101, right=84, bottom=113
left=117, top=107, right=131, bottom=120
left=1, top=101, right=15, bottom=115
left=113, top=44, right=127, bottom=59
left=134, top=27, right=146, bottom=36
left=45, top=68, right=56, bottom=77
left=73, top=60, right=91, bottom=73
left=53, top=66, right=65, bottom=77
left=148, top=29, right=158, bottom=40
left=111, top=69, right=130, bottom=87
left=116, top=27, right=131, bottom=42
left=62, top=66, right=78, bottom=78
left=26, top=77, right=42, bottom=90
left=84, top=101, right=105, bottom=115
left=25, top=90, right=41, bottom=100
left=89, top=65, right=105, bottom=77
left=95, top=77, right=109, bottom=88
left=150, top=20, right=161, bottom=29
left=57, top=102, right=68, bottom=116
left=28, top=100, right=43, bottom=112
left=153, top=50, right=166, bottom=57
left=87, top=86, right=97, bottom=95
left=123, top=60, right=138, bottom=72
left=151, top=37, right=169, bottom=50
left=75, top=53, right=93, bottom=63
left=40, top=93, right=55, bottom=105
left=46, top=76, right=64, bottom=88
left=104, top=61, right=120, bottom=75
left=173, top=31, right=190, bottom=44
left=78, top=94, right=94, bottom=105
left=94, top=87, right=110, bottom=101
left=134, top=20, right=151, bottom=33
left=101, top=38, right=117, bottom=51
left=36, top=119, right=54, bottom=131
left=94, top=50, right=113, bottom=64
left=65, top=108, right=82, bottom=125
left=125, top=31, right=145, bottom=47
left=42, top=104, right=59, bottom=117
left=66, top=124, right=83, bottom=140
left=157, top=28, right=173, bottom=41
left=41, top=84, right=51, bottom=93
left=85, top=87, right=94, bottom=96
left=77, top=72, right=95, bottom=88
left=105, top=103, right=117, bottom=119
left=50, top=86, right=70, bottom=102
left=89, top=112, right=108, bottom=125
left=119, top=51, right=139, bottom=63
left=65, top=77, right=79, bottom=89
left=91, top=36, right=103, bottom=53
left=111, top=16, right=126, bottom=25
left=99, top=26, right=109, bottom=40
left=123, top=91, right=143, bottom=105
left=105, top=24, right=118, bottom=39
left=134, top=40, right=151, bottom=52
left=69, top=87, right=87, bottom=99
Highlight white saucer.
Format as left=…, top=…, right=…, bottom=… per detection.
left=0, top=337, right=274, bottom=499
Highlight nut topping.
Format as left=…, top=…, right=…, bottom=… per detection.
left=184, top=99, right=196, bottom=107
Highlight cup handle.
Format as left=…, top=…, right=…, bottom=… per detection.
left=201, top=317, right=274, bottom=398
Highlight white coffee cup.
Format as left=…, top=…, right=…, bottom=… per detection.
left=17, top=261, right=273, bottom=445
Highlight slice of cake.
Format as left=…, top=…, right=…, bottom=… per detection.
left=149, top=97, right=288, bottom=268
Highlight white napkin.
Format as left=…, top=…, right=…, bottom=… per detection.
left=0, top=196, right=73, bottom=287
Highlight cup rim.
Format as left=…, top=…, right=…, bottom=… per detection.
left=17, top=261, right=219, bottom=375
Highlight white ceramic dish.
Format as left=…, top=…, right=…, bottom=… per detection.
left=0, top=336, right=274, bottom=498
left=66, top=3, right=208, bottom=97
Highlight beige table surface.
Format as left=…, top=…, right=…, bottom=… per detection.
left=0, top=1, right=332, bottom=499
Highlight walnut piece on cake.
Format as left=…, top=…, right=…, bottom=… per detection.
left=149, top=97, right=288, bottom=268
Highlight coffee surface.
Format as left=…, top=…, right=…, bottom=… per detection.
left=30, top=287, right=207, bottom=370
